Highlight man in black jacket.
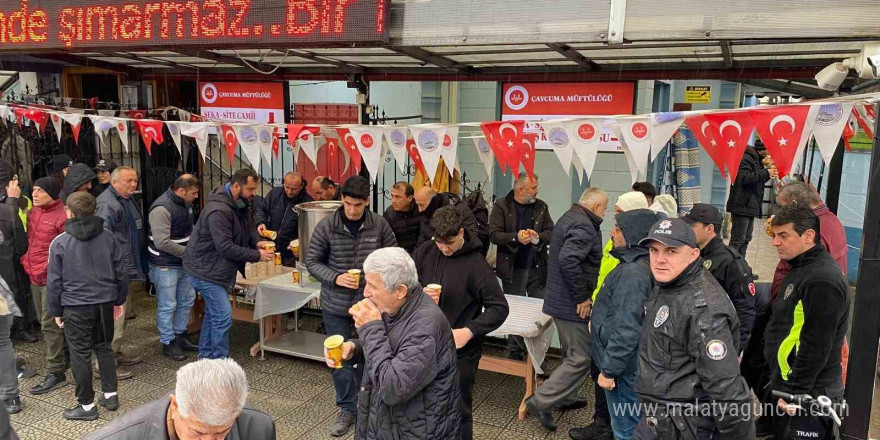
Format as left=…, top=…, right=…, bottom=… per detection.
left=0, top=167, right=33, bottom=344
left=726, top=141, right=777, bottom=257
left=184, top=169, right=275, bottom=360
left=60, top=163, right=96, bottom=204
left=383, top=181, right=421, bottom=253
left=414, top=187, right=487, bottom=253
left=413, top=206, right=509, bottom=440
left=633, top=218, right=753, bottom=439
left=47, top=192, right=128, bottom=421
left=311, top=176, right=340, bottom=201
left=764, top=205, right=850, bottom=440
left=683, top=203, right=756, bottom=352
left=526, top=187, right=605, bottom=431
left=305, top=176, right=397, bottom=437
left=255, top=171, right=313, bottom=266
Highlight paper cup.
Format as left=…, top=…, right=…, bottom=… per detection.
left=290, top=239, right=300, bottom=257
left=427, top=283, right=442, bottom=293
left=348, top=269, right=361, bottom=285
left=324, top=335, right=345, bottom=369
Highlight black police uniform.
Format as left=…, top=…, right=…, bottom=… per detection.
left=764, top=244, right=849, bottom=440
left=633, top=219, right=753, bottom=440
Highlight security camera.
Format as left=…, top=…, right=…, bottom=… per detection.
left=815, top=62, right=852, bottom=91
left=852, top=42, right=880, bottom=79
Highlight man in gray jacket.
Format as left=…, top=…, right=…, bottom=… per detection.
left=96, top=166, right=145, bottom=378
left=82, top=358, right=275, bottom=440
left=306, top=176, right=397, bottom=437
left=324, top=247, right=460, bottom=440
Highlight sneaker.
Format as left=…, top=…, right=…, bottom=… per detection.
left=568, top=419, right=613, bottom=440
left=30, top=373, right=68, bottom=395
left=63, top=404, right=98, bottom=421
left=329, top=411, right=356, bottom=437
left=175, top=333, right=199, bottom=352
left=98, top=394, right=119, bottom=411
left=116, top=351, right=143, bottom=366
left=163, top=343, right=186, bottom=361
left=526, top=397, right=556, bottom=431
left=17, top=366, right=37, bottom=380
left=3, top=396, right=21, bottom=415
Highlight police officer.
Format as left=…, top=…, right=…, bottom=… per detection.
left=682, top=203, right=756, bottom=352
left=765, top=205, right=849, bottom=440
left=633, top=218, right=753, bottom=440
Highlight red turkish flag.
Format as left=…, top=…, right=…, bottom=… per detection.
left=13, top=108, right=23, bottom=128
left=520, top=133, right=538, bottom=182
left=220, top=124, right=238, bottom=164
left=843, top=118, right=856, bottom=151
left=685, top=115, right=727, bottom=179
left=128, top=110, right=146, bottom=120
left=751, top=106, right=812, bottom=178
left=705, top=112, right=755, bottom=183
left=135, top=120, right=165, bottom=155
left=23, top=109, right=48, bottom=133
left=480, top=121, right=525, bottom=174
left=336, top=128, right=362, bottom=174
left=853, top=104, right=875, bottom=138
left=406, top=139, right=427, bottom=176
left=190, top=114, right=205, bottom=123
left=88, top=97, right=99, bottom=109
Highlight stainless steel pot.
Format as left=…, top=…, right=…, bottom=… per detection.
left=295, top=201, right=343, bottom=259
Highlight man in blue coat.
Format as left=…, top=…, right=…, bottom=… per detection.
left=526, top=187, right=607, bottom=432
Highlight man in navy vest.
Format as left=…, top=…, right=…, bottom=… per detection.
left=147, top=175, right=199, bottom=361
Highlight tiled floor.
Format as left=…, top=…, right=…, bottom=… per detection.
left=9, top=222, right=880, bottom=439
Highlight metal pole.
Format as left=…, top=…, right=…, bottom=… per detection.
left=825, top=138, right=845, bottom=215
left=841, top=102, right=880, bottom=440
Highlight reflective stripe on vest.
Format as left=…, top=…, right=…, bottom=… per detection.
left=777, top=300, right=804, bottom=381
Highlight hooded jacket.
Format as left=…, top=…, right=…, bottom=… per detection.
left=543, top=204, right=601, bottom=323
left=22, top=198, right=67, bottom=286
left=488, top=190, right=554, bottom=286
left=726, top=147, right=770, bottom=218
left=412, top=228, right=509, bottom=356
left=97, top=186, right=146, bottom=281
left=305, top=208, right=397, bottom=317
left=352, top=287, right=461, bottom=440
left=60, top=163, right=96, bottom=204
left=46, top=215, right=129, bottom=317
left=184, top=186, right=261, bottom=289
left=254, top=186, right=313, bottom=263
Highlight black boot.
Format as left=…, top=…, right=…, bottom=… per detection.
left=568, top=418, right=613, bottom=440
left=163, top=343, right=186, bottom=361
left=3, top=396, right=21, bottom=415
left=30, top=373, right=68, bottom=395
left=11, top=324, right=37, bottom=343
left=175, top=333, right=199, bottom=352
left=526, top=397, right=557, bottom=431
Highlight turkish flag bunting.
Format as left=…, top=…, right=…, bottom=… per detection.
left=750, top=105, right=814, bottom=178
left=50, top=112, right=63, bottom=142
left=852, top=104, right=875, bottom=138
left=220, top=124, right=238, bottom=164
left=685, top=115, right=727, bottom=179
left=13, top=108, right=24, bottom=128
left=704, top=111, right=755, bottom=183
left=843, top=118, right=856, bottom=151
left=406, top=139, right=427, bottom=177
left=128, top=110, right=147, bottom=120
left=135, top=120, right=165, bottom=156
left=23, top=109, right=49, bottom=133
left=60, top=113, right=84, bottom=145
left=336, top=128, right=362, bottom=174
left=88, top=97, right=99, bottom=109
left=481, top=121, right=525, bottom=174
left=520, top=133, right=538, bottom=182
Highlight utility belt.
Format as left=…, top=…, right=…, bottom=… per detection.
left=642, top=401, right=728, bottom=440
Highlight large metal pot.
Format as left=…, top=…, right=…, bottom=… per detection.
left=296, top=201, right=343, bottom=260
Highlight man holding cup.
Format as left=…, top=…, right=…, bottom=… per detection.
left=306, top=176, right=397, bottom=437
left=413, top=206, right=509, bottom=440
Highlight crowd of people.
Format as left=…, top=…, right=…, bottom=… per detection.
left=0, top=142, right=853, bottom=440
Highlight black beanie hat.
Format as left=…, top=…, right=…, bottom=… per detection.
left=34, top=177, right=62, bottom=200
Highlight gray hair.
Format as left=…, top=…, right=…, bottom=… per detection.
left=109, top=166, right=137, bottom=183
left=363, top=247, right=419, bottom=292
left=175, top=358, right=248, bottom=426
left=514, top=172, right=537, bottom=190
left=578, top=187, right=607, bottom=207
left=778, top=182, right=821, bottom=207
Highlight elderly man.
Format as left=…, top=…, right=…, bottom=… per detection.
left=383, top=182, right=421, bottom=253
left=325, top=247, right=461, bottom=440
left=96, top=166, right=145, bottom=378
left=185, top=169, right=275, bottom=360
left=256, top=171, right=313, bottom=266
left=306, top=176, right=397, bottom=437
left=527, top=188, right=606, bottom=432
left=82, top=358, right=275, bottom=440
left=311, top=176, right=340, bottom=201
left=147, top=175, right=200, bottom=361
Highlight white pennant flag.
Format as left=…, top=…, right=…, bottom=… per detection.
left=116, top=120, right=131, bottom=152
left=791, top=105, right=821, bottom=173
left=349, top=126, right=386, bottom=184
left=258, top=125, right=275, bottom=164
left=49, top=112, right=63, bottom=142
left=564, top=118, right=603, bottom=180
left=811, top=102, right=853, bottom=166
left=472, top=136, right=495, bottom=177
left=409, top=125, right=446, bottom=183
left=537, top=121, right=574, bottom=177
left=97, top=110, right=116, bottom=117
left=62, top=98, right=72, bottom=107
left=439, top=126, right=459, bottom=178
left=177, top=109, right=192, bottom=122
left=179, top=122, right=210, bottom=159
left=233, top=125, right=263, bottom=168
left=382, top=126, right=410, bottom=173
left=649, top=112, right=685, bottom=161
left=612, top=117, right=652, bottom=183
left=0, top=106, right=9, bottom=123
left=296, top=131, right=319, bottom=167
left=571, top=152, right=585, bottom=185
left=165, top=122, right=183, bottom=155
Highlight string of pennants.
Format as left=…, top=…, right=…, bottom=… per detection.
left=1, top=92, right=878, bottom=185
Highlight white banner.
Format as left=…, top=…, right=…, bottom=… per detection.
left=233, top=125, right=263, bottom=168
left=297, top=131, right=319, bottom=167
left=178, top=122, right=210, bottom=159
left=382, top=126, right=410, bottom=174
left=439, top=126, right=459, bottom=178
left=564, top=118, right=603, bottom=180
left=812, top=102, right=855, bottom=166
left=349, top=126, right=386, bottom=184
left=537, top=121, right=574, bottom=177
left=472, top=137, right=495, bottom=177
left=410, top=125, right=446, bottom=183
left=49, top=112, right=63, bottom=143
left=165, top=122, right=183, bottom=156
left=612, top=117, right=652, bottom=183
left=649, top=112, right=685, bottom=161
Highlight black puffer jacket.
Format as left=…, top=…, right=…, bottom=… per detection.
left=183, top=187, right=261, bottom=289
left=305, top=208, right=397, bottom=317
left=726, top=147, right=770, bottom=217
left=254, top=186, right=313, bottom=263
left=353, top=287, right=461, bottom=440
left=60, top=163, right=96, bottom=203
left=489, top=191, right=553, bottom=286
left=542, top=204, right=600, bottom=323
left=383, top=201, right=422, bottom=254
